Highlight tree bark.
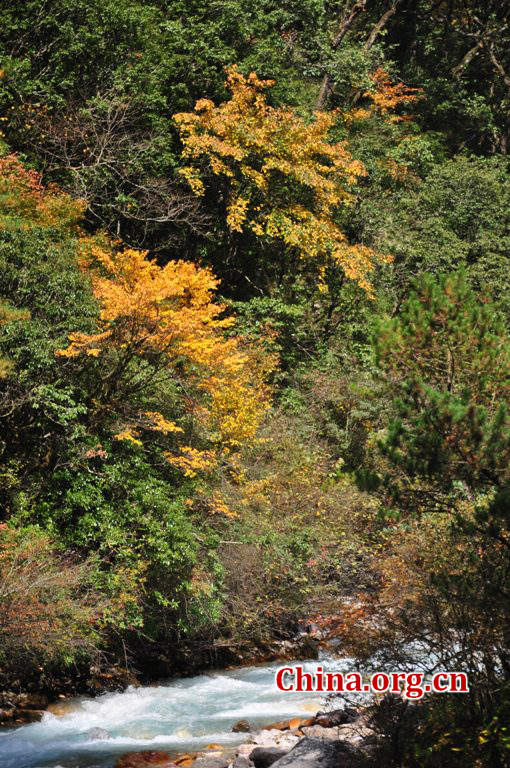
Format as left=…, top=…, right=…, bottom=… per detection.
left=315, top=1, right=366, bottom=110
left=452, top=40, right=483, bottom=79
left=350, top=1, right=402, bottom=106
left=487, top=41, right=510, bottom=94
left=364, top=0, right=402, bottom=52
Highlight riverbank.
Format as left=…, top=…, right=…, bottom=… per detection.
left=0, top=632, right=323, bottom=728
left=112, top=706, right=374, bottom=768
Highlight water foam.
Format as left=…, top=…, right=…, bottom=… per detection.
left=0, top=656, right=354, bottom=768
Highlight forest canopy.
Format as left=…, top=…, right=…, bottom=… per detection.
left=0, top=2, right=509, bottom=765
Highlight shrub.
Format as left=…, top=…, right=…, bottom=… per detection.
left=0, top=525, right=103, bottom=673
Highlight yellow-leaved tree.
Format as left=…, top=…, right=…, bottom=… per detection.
left=57, top=243, right=272, bottom=468
left=174, top=69, right=390, bottom=292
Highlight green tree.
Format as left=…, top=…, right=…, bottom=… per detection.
left=361, top=271, right=510, bottom=766
left=375, top=271, right=510, bottom=488
left=362, top=155, right=510, bottom=317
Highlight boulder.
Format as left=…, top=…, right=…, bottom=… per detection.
left=249, top=730, right=300, bottom=752
left=237, top=745, right=257, bottom=759
left=268, top=738, right=362, bottom=768
left=289, top=718, right=314, bottom=730
left=314, top=708, right=358, bottom=728
left=230, top=758, right=253, bottom=768
left=262, top=718, right=313, bottom=732
left=336, top=722, right=374, bottom=747
left=304, top=718, right=373, bottom=749
left=232, top=719, right=252, bottom=733
left=115, top=752, right=176, bottom=768
left=194, top=756, right=230, bottom=768
left=175, top=756, right=195, bottom=767
left=249, top=747, right=288, bottom=768
left=301, top=726, right=341, bottom=742
left=262, top=720, right=288, bottom=731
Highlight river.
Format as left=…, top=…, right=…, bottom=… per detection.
left=0, top=656, right=356, bottom=768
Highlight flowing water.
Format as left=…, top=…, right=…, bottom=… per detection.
left=0, top=656, right=356, bottom=768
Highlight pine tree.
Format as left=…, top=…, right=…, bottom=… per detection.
left=375, top=271, right=510, bottom=493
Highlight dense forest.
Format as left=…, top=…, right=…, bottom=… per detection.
left=0, top=0, right=509, bottom=765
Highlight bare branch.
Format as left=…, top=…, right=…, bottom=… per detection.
left=22, top=88, right=211, bottom=249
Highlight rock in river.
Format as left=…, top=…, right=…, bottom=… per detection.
left=301, top=726, right=343, bottom=742
left=232, top=719, right=252, bottom=732
left=269, top=737, right=364, bottom=768
left=194, top=756, right=230, bottom=768
left=231, top=759, right=253, bottom=768
left=314, top=707, right=359, bottom=728
left=116, top=752, right=176, bottom=768
left=262, top=718, right=313, bottom=732
left=249, top=746, right=289, bottom=768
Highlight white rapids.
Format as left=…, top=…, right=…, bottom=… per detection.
left=0, top=656, right=357, bottom=768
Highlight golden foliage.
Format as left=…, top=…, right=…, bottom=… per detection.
left=208, top=491, right=237, bottom=518
left=144, top=411, right=184, bottom=435
left=362, top=68, right=423, bottom=123
left=165, top=446, right=217, bottom=477
left=113, top=429, right=143, bottom=446
left=174, top=69, right=390, bottom=292
left=57, top=243, right=272, bottom=450
left=57, top=245, right=234, bottom=361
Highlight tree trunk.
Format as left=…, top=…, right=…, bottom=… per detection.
left=315, top=1, right=366, bottom=110
left=364, top=0, right=402, bottom=52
